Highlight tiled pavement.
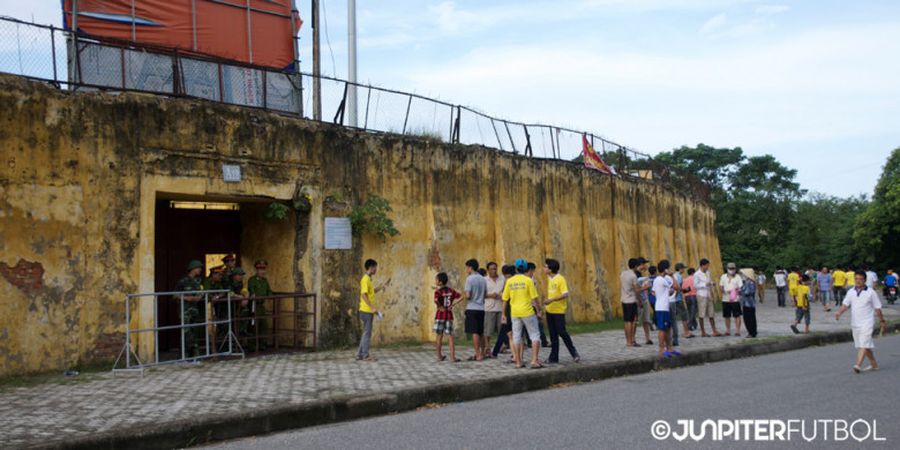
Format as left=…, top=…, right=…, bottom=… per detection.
left=2, top=291, right=897, bottom=448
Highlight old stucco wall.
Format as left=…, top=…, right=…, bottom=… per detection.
left=0, top=74, right=722, bottom=376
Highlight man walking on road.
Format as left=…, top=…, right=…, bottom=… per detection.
left=815, top=266, right=833, bottom=313
left=774, top=267, right=787, bottom=307
left=836, top=272, right=887, bottom=373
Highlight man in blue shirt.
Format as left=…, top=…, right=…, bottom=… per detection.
left=884, top=270, right=897, bottom=301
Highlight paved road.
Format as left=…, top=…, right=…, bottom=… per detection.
left=206, top=334, right=900, bottom=449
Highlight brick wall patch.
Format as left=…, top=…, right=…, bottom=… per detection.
left=0, top=259, right=45, bottom=296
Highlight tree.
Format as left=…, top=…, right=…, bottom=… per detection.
left=854, top=148, right=900, bottom=269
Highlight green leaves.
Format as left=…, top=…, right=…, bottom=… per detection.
left=349, top=195, right=400, bottom=241
left=265, top=202, right=291, bottom=221
left=853, top=148, right=900, bottom=268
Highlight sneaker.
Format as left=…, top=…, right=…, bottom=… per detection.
left=662, top=351, right=674, bottom=357
left=790, top=325, right=800, bottom=334
left=671, top=350, right=682, bottom=356
left=853, top=364, right=861, bottom=374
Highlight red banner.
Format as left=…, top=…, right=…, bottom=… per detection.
left=582, top=134, right=616, bottom=175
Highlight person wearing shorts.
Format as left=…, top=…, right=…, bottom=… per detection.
left=463, top=259, right=487, bottom=361
left=502, top=259, right=542, bottom=369
left=653, top=260, right=677, bottom=357
left=790, top=276, right=811, bottom=334
left=836, top=272, right=887, bottom=373
left=482, top=262, right=505, bottom=357
left=694, top=258, right=721, bottom=337
left=620, top=258, right=642, bottom=347
left=719, top=262, right=743, bottom=336
left=433, top=272, right=462, bottom=362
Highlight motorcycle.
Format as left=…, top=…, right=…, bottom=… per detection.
left=887, top=286, right=897, bottom=305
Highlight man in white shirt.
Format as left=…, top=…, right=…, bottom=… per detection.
left=864, top=267, right=878, bottom=290
left=482, top=262, right=505, bottom=357
left=774, top=267, right=788, bottom=307
left=719, top=262, right=743, bottom=337
left=694, top=258, right=721, bottom=337
left=653, top=259, right=679, bottom=357
left=836, top=272, right=887, bottom=373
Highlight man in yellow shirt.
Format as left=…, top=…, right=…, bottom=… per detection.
left=502, top=259, right=542, bottom=369
left=790, top=274, right=811, bottom=334
left=357, top=259, right=390, bottom=362
left=542, top=259, right=581, bottom=364
left=787, top=267, right=800, bottom=299
left=833, top=267, right=847, bottom=308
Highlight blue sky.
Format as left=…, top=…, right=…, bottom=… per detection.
left=2, top=0, right=898, bottom=197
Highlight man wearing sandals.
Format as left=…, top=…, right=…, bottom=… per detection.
left=502, top=259, right=543, bottom=369
left=836, top=272, right=887, bottom=373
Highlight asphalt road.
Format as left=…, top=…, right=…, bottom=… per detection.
left=204, top=334, right=900, bottom=449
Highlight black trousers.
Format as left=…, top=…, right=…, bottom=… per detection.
left=546, top=313, right=578, bottom=361
left=742, top=306, right=757, bottom=337
left=776, top=287, right=787, bottom=307
left=492, top=322, right=511, bottom=357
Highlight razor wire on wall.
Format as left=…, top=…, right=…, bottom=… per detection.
left=0, top=15, right=709, bottom=202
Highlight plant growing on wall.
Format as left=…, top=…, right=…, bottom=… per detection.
left=349, top=195, right=400, bottom=240
left=265, top=202, right=291, bottom=221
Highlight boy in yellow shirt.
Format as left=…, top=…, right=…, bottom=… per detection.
left=542, top=259, right=580, bottom=364
left=502, top=259, right=542, bottom=369
left=787, top=267, right=800, bottom=300
left=357, top=259, right=390, bottom=362
left=790, top=274, right=811, bottom=334
left=833, top=267, right=847, bottom=307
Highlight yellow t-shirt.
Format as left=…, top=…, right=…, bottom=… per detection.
left=545, top=274, right=569, bottom=315
left=787, top=272, right=799, bottom=296
left=502, top=274, right=538, bottom=318
left=359, top=274, right=376, bottom=313
left=795, top=285, right=809, bottom=308
left=833, top=270, right=846, bottom=287
left=845, top=271, right=855, bottom=287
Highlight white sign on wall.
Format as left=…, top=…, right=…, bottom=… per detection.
left=324, top=217, right=353, bottom=250
left=222, top=164, right=242, bottom=183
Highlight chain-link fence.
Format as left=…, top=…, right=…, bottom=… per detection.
left=0, top=15, right=709, bottom=202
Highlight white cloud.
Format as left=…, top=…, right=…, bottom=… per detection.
left=700, top=13, right=728, bottom=34
left=755, top=4, right=790, bottom=15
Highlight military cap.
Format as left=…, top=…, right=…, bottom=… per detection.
left=222, top=254, right=237, bottom=262
left=231, top=267, right=246, bottom=276
left=187, top=260, right=204, bottom=271
left=210, top=265, right=225, bottom=274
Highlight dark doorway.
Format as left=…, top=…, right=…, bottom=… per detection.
left=154, top=198, right=242, bottom=352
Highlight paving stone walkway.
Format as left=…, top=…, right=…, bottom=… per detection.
left=2, top=291, right=897, bottom=448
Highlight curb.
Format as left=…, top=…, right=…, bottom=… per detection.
left=55, top=323, right=900, bottom=450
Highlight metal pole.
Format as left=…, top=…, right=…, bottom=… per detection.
left=154, top=294, right=159, bottom=364
left=347, top=0, right=358, bottom=127
left=311, top=0, right=322, bottom=120
left=125, top=296, right=131, bottom=369
left=180, top=296, right=186, bottom=361
left=290, top=0, right=300, bottom=72
left=227, top=291, right=233, bottom=354
left=130, top=0, right=136, bottom=41
left=191, top=0, right=198, bottom=51
left=204, top=292, right=210, bottom=357
left=246, top=0, right=254, bottom=64
left=70, top=0, right=80, bottom=86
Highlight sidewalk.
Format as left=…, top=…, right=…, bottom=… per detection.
left=3, top=291, right=897, bottom=449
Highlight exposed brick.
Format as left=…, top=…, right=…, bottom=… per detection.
left=0, top=259, right=44, bottom=296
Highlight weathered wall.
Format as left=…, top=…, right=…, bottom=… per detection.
left=0, top=74, right=722, bottom=376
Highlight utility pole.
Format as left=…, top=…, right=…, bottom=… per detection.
left=347, top=0, right=358, bottom=127
left=311, top=0, right=322, bottom=120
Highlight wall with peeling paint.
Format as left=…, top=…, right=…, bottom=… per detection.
left=0, top=74, right=721, bottom=376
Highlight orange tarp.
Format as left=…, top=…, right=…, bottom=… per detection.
left=63, top=0, right=301, bottom=69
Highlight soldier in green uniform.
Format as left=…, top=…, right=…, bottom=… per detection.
left=229, top=267, right=251, bottom=346
left=203, top=265, right=230, bottom=349
left=221, top=254, right=237, bottom=281
left=174, top=260, right=205, bottom=358
left=248, top=260, right=274, bottom=350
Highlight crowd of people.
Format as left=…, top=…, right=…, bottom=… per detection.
left=357, top=256, right=892, bottom=373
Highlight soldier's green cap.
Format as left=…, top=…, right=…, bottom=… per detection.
left=231, top=267, right=246, bottom=276
left=187, top=260, right=204, bottom=271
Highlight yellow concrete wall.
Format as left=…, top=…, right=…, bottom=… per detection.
left=0, top=74, right=721, bottom=376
